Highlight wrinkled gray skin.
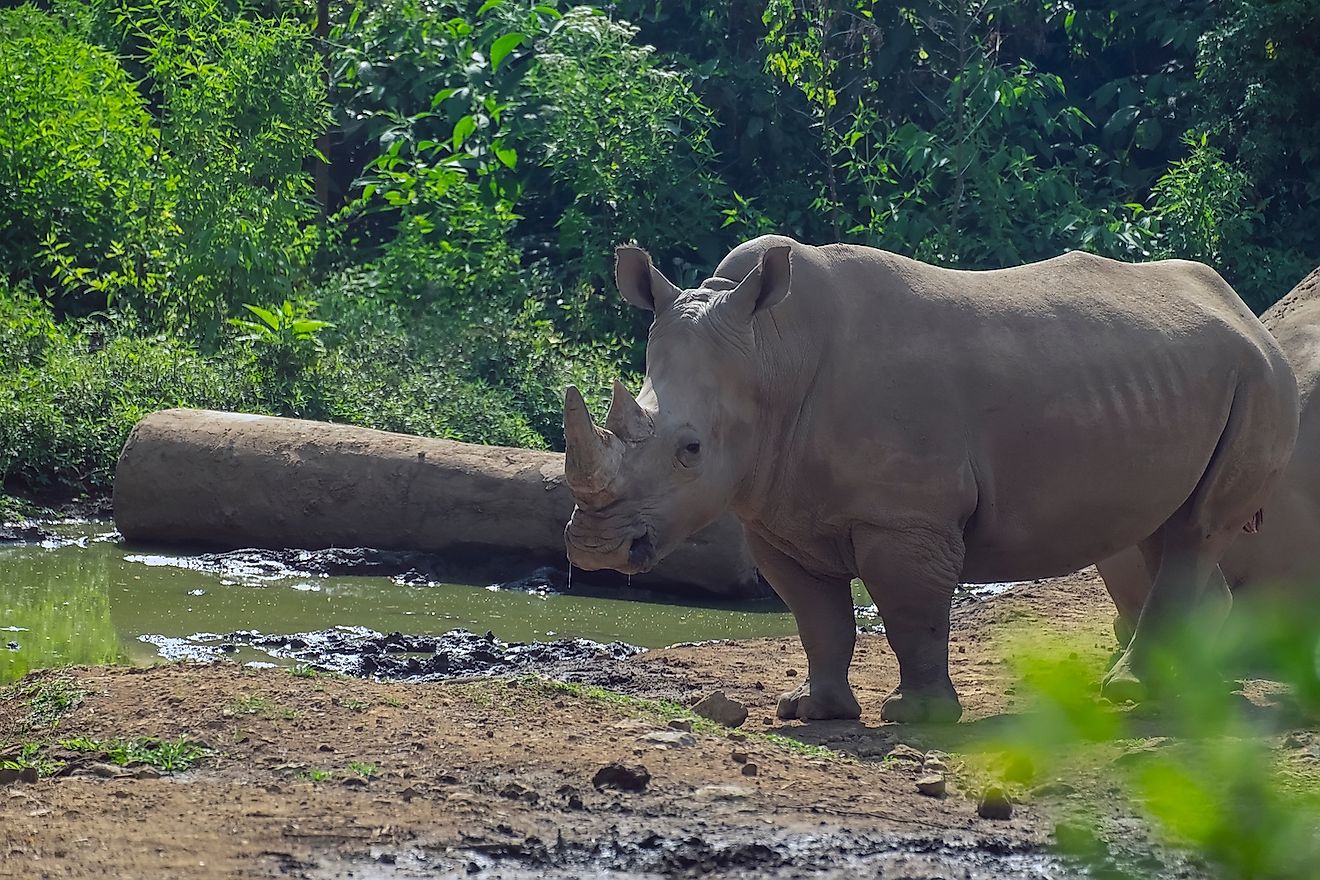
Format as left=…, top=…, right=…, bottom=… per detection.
left=563, top=235, right=1298, bottom=722
left=1100, top=267, right=1320, bottom=644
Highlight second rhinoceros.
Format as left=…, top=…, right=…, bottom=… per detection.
left=562, top=235, right=1298, bottom=722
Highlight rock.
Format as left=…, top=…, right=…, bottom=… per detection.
left=86, top=763, right=133, bottom=779
left=667, top=719, right=693, bottom=732
left=883, top=744, right=925, bottom=765
left=690, top=691, right=748, bottom=728
left=639, top=730, right=696, bottom=749
left=0, top=768, right=21, bottom=786
left=916, top=774, right=946, bottom=797
left=693, top=784, right=754, bottom=801
left=341, top=776, right=367, bottom=788
left=556, top=784, right=585, bottom=810
left=786, top=669, right=798, bottom=678
left=499, top=782, right=539, bottom=804
left=591, top=762, right=650, bottom=792
left=17, top=767, right=38, bottom=784
left=1032, top=780, right=1078, bottom=798
left=977, top=785, right=1013, bottom=820
left=730, top=750, right=749, bottom=764
left=133, top=767, right=162, bottom=780
left=740, top=763, right=759, bottom=777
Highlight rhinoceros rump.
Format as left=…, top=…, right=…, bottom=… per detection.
left=1100, top=266, right=1320, bottom=641
left=113, top=409, right=761, bottom=598
left=563, top=235, right=1298, bottom=722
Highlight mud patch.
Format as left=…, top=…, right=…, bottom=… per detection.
left=139, top=626, right=645, bottom=681
left=341, top=828, right=1077, bottom=880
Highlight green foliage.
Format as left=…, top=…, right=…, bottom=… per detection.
left=978, top=597, right=1320, bottom=879
left=61, top=735, right=209, bottom=771
left=229, top=300, right=334, bottom=418
left=0, top=7, right=155, bottom=301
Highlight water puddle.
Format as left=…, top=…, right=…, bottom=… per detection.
left=1, top=521, right=1027, bottom=683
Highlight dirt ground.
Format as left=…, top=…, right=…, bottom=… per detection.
left=1, top=569, right=1315, bottom=879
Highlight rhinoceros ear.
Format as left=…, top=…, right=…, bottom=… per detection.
left=725, top=245, right=792, bottom=320
left=616, top=246, right=681, bottom=313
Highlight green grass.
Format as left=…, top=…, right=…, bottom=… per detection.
left=299, top=768, right=332, bottom=782
left=4, top=676, right=85, bottom=728
left=346, top=761, right=377, bottom=777
left=0, top=741, right=65, bottom=777
left=58, top=735, right=208, bottom=772
left=532, top=678, right=846, bottom=761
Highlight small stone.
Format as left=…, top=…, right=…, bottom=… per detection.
left=730, top=750, right=749, bottom=764
left=1032, top=780, right=1077, bottom=798
left=377, top=853, right=397, bottom=865
left=134, top=767, right=162, bottom=780
left=317, top=743, right=336, bottom=753
left=499, top=782, right=539, bottom=804
left=916, top=774, right=946, bottom=797
left=0, top=768, right=21, bottom=786
left=591, top=762, right=650, bottom=792
left=667, top=719, right=693, bottom=732
left=690, top=691, right=748, bottom=728
left=639, top=730, right=696, bottom=749
left=740, top=763, right=759, bottom=777
left=977, top=785, right=1013, bottom=820
left=18, top=767, right=38, bottom=784
left=693, top=784, right=753, bottom=801
left=786, top=669, right=798, bottom=678
left=341, top=776, right=367, bottom=788
left=922, top=759, right=948, bottom=774
left=883, top=744, right=925, bottom=765
left=556, top=784, right=585, bottom=810
left=401, top=786, right=421, bottom=802
left=87, top=763, right=132, bottom=779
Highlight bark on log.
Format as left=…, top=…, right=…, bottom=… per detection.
left=112, top=409, right=764, bottom=598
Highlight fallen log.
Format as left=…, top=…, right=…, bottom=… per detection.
left=113, top=409, right=764, bottom=599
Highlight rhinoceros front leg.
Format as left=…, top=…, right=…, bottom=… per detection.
left=855, top=524, right=963, bottom=724
left=744, top=531, right=862, bottom=721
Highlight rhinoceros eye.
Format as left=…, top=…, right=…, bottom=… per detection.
left=677, top=439, right=701, bottom=468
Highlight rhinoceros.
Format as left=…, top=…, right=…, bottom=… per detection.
left=1100, top=266, right=1320, bottom=643
left=562, top=235, right=1298, bottom=722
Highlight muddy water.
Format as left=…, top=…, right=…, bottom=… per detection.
left=0, top=522, right=808, bottom=683
left=0, top=521, right=1020, bottom=684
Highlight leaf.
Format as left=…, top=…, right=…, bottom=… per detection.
left=1103, top=105, right=1141, bottom=139
left=494, top=145, right=518, bottom=169
left=490, top=33, right=525, bottom=71
left=290, top=319, right=334, bottom=334
left=452, top=115, right=477, bottom=150
left=477, top=0, right=503, bottom=13
left=1133, top=118, right=1163, bottom=150
left=242, top=304, right=281, bottom=331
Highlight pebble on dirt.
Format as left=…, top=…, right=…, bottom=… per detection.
left=690, top=691, right=748, bottom=728
left=591, top=762, right=651, bottom=792
left=915, top=774, right=946, bottom=798
left=977, top=785, right=1013, bottom=820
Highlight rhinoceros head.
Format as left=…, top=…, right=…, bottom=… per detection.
left=563, top=243, right=792, bottom=575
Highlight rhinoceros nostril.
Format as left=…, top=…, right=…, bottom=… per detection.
left=628, top=532, right=654, bottom=568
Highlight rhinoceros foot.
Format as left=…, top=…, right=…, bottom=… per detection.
left=775, top=680, right=861, bottom=721
left=1100, top=655, right=1149, bottom=704
left=880, top=685, right=962, bottom=724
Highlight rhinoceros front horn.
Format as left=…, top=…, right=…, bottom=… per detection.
left=605, top=378, right=654, bottom=441
left=563, top=385, right=623, bottom=498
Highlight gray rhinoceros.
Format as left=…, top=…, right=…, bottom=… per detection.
left=562, top=235, right=1298, bottom=722
left=1100, top=266, right=1320, bottom=641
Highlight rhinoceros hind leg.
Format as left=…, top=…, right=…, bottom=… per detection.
left=856, top=523, right=964, bottom=725
left=745, top=531, right=862, bottom=722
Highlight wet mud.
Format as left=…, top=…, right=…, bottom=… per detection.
left=142, top=626, right=645, bottom=683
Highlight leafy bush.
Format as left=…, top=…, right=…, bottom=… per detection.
left=0, top=6, right=154, bottom=306
left=0, top=328, right=253, bottom=492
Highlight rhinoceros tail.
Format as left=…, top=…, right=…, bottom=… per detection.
left=1242, top=509, right=1264, bottom=534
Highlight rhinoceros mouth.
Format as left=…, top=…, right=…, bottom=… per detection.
left=627, top=530, right=657, bottom=573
